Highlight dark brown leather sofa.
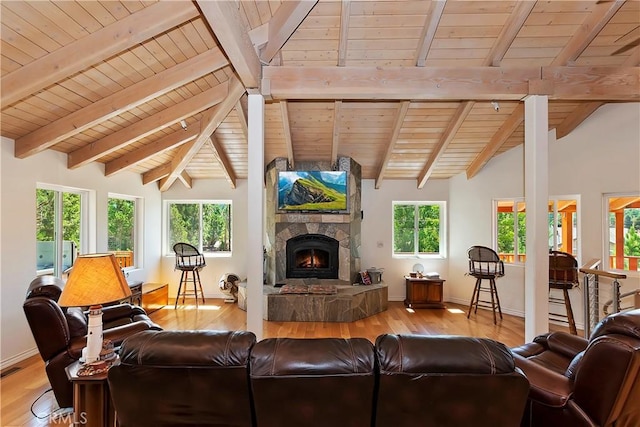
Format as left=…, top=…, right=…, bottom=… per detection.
left=108, top=331, right=529, bottom=427
left=109, top=330, right=257, bottom=427
left=376, top=334, right=530, bottom=427
left=512, top=308, right=640, bottom=427
left=23, top=275, right=161, bottom=409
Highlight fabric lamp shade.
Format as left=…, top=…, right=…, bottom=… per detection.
left=59, top=253, right=131, bottom=307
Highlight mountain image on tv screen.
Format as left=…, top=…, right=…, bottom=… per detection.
left=278, top=171, right=347, bottom=211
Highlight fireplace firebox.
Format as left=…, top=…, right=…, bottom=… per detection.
left=286, top=234, right=339, bottom=279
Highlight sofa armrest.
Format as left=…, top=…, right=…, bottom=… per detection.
left=103, top=321, right=157, bottom=346
left=514, top=354, right=573, bottom=408
left=100, top=303, right=146, bottom=322
left=546, top=332, right=589, bottom=359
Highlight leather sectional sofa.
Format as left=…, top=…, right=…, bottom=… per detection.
left=108, top=331, right=529, bottom=427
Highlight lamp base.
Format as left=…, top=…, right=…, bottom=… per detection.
left=84, top=305, right=104, bottom=364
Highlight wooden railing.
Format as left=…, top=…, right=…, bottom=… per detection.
left=110, top=250, right=133, bottom=268
left=609, top=255, right=640, bottom=272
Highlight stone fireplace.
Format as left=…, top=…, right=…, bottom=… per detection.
left=286, top=234, right=339, bottom=279
left=265, top=157, right=362, bottom=285
left=236, top=156, right=387, bottom=322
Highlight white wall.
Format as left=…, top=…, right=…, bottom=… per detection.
left=160, top=179, right=249, bottom=300
left=1, top=138, right=163, bottom=367
left=448, top=102, right=640, bottom=323
left=360, top=179, right=450, bottom=301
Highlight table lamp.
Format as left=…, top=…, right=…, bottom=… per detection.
left=58, top=253, right=131, bottom=363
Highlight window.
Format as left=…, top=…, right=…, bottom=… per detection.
left=36, top=186, right=87, bottom=277
left=495, top=197, right=579, bottom=263
left=606, top=194, right=640, bottom=272
left=108, top=195, right=141, bottom=269
left=167, top=201, right=232, bottom=255
left=392, top=202, right=445, bottom=258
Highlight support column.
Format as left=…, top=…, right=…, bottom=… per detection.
left=247, top=92, right=264, bottom=340
left=524, top=95, right=550, bottom=342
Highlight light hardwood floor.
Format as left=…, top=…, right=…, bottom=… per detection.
left=2, top=298, right=551, bottom=427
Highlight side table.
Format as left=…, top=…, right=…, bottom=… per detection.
left=65, top=360, right=116, bottom=427
left=404, top=276, right=446, bottom=309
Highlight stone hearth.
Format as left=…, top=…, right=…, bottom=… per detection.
left=237, top=281, right=388, bottom=322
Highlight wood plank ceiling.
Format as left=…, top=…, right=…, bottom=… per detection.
left=1, top=1, right=638, bottom=191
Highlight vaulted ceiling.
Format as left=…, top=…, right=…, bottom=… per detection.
left=1, top=1, right=638, bottom=191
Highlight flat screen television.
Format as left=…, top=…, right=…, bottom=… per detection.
left=278, top=171, right=348, bottom=212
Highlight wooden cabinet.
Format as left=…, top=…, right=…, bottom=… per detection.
left=404, top=276, right=446, bottom=309
left=142, top=283, right=168, bottom=314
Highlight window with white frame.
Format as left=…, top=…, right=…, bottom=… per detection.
left=392, top=202, right=446, bottom=257
left=605, top=193, right=640, bottom=272
left=108, top=194, right=141, bottom=269
left=495, top=196, right=579, bottom=264
left=167, top=201, right=232, bottom=255
left=36, top=185, right=88, bottom=277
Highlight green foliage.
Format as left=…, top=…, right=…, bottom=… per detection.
left=108, top=198, right=134, bottom=251
left=625, top=227, right=640, bottom=256
left=36, top=189, right=80, bottom=249
left=393, top=204, right=440, bottom=254
left=169, top=202, right=231, bottom=252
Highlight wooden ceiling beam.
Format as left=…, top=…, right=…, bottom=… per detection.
left=15, top=48, right=227, bottom=159
left=260, top=0, right=318, bottom=64
left=466, top=103, right=524, bottom=179
left=555, top=102, right=602, bottom=140
left=554, top=49, right=640, bottom=140
left=159, top=76, right=245, bottom=191
left=418, top=101, right=474, bottom=188
left=552, top=0, right=625, bottom=66
left=177, top=170, right=193, bottom=189
left=197, top=0, right=261, bottom=89
left=376, top=101, right=410, bottom=189
left=235, top=100, right=248, bottom=140
left=281, top=101, right=295, bottom=169
left=142, top=163, right=172, bottom=185
left=68, top=82, right=230, bottom=169
left=487, top=1, right=536, bottom=66
left=414, top=0, right=446, bottom=67
left=338, top=0, right=351, bottom=66
left=331, top=101, right=342, bottom=165
left=207, top=135, right=237, bottom=189
left=105, top=128, right=199, bottom=177
left=262, top=66, right=639, bottom=101
left=1, top=1, right=199, bottom=107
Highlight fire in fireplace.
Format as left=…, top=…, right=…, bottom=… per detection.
left=286, top=234, right=339, bottom=279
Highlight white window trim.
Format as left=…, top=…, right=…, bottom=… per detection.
left=164, top=199, right=233, bottom=257
left=392, top=201, right=447, bottom=259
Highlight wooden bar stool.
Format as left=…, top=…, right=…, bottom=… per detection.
left=467, top=246, right=504, bottom=324
left=549, top=250, right=579, bottom=335
left=173, top=243, right=206, bottom=308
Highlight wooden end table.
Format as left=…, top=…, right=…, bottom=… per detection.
left=65, top=360, right=117, bottom=427
left=404, top=276, right=446, bottom=309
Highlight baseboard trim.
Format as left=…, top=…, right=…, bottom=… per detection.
left=1, top=347, right=39, bottom=371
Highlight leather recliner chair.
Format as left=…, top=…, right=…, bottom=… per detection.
left=512, top=308, right=640, bottom=427
left=23, top=275, right=161, bottom=409
left=108, top=329, right=257, bottom=427
left=375, top=334, right=530, bottom=427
